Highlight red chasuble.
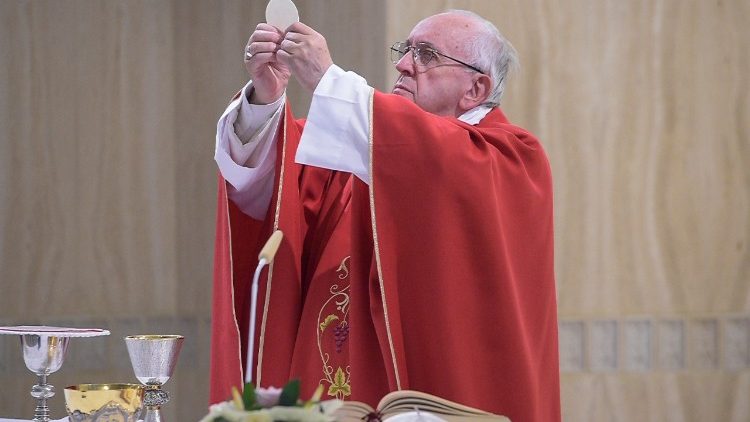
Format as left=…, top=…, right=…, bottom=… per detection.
left=210, top=92, right=560, bottom=422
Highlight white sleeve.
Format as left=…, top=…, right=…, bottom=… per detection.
left=294, top=65, right=373, bottom=185
left=215, top=81, right=285, bottom=219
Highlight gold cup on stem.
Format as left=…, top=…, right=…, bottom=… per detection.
left=124, top=335, right=184, bottom=422
left=64, top=383, right=144, bottom=422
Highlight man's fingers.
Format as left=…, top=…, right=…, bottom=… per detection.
left=249, top=29, right=283, bottom=44
left=255, top=23, right=283, bottom=35
left=275, top=49, right=292, bottom=65
left=283, top=31, right=307, bottom=43
left=279, top=38, right=301, bottom=52
left=247, top=41, right=281, bottom=56
left=245, top=51, right=276, bottom=64
left=285, top=21, right=314, bottom=35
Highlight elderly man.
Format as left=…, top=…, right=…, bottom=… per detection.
left=210, top=10, right=560, bottom=421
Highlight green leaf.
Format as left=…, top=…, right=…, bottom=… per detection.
left=214, top=417, right=231, bottom=422
left=278, top=379, right=301, bottom=406
left=242, top=382, right=259, bottom=410
left=327, top=367, right=351, bottom=398
left=319, top=314, right=339, bottom=332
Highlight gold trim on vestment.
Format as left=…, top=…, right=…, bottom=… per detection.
left=367, top=89, right=402, bottom=390
left=223, top=179, right=245, bottom=390
left=256, top=106, right=288, bottom=386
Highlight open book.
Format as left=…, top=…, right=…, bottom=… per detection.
left=333, top=390, right=510, bottom=422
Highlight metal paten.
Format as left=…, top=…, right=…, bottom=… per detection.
left=125, top=335, right=184, bottom=422
left=0, top=326, right=110, bottom=422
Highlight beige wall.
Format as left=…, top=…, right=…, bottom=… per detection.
left=1, top=0, right=748, bottom=420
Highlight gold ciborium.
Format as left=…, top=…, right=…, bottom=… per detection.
left=124, top=335, right=184, bottom=422
left=64, top=383, right=144, bottom=422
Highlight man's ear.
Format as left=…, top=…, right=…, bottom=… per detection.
left=459, top=73, right=493, bottom=111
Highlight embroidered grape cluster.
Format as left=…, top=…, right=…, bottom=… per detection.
left=333, top=323, right=349, bottom=353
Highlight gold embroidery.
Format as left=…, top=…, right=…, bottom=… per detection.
left=367, top=89, right=402, bottom=389
left=257, top=106, right=289, bottom=386
left=337, top=255, right=350, bottom=279
left=327, top=367, right=352, bottom=398
left=317, top=256, right=352, bottom=399
left=223, top=181, right=245, bottom=389
left=319, top=314, right=340, bottom=332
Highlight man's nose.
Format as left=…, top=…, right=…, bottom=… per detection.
left=395, top=53, right=415, bottom=75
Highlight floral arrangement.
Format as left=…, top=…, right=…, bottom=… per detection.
left=200, top=380, right=342, bottom=422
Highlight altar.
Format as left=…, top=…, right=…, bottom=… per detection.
left=0, top=327, right=183, bottom=422
left=0, top=326, right=511, bottom=422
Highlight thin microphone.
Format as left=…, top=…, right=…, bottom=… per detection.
left=246, top=230, right=284, bottom=384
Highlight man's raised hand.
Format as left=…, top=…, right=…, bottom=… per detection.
left=244, top=23, right=291, bottom=104
left=276, top=22, right=333, bottom=93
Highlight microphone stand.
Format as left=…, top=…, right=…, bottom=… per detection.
left=246, top=230, right=284, bottom=384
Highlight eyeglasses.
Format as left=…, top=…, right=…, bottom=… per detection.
left=390, top=41, right=484, bottom=74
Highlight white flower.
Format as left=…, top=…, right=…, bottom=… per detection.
left=199, top=384, right=343, bottom=422
left=255, top=386, right=283, bottom=407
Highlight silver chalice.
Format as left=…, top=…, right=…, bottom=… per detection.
left=124, top=335, right=184, bottom=422
left=22, top=334, right=70, bottom=422
left=0, top=325, right=110, bottom=422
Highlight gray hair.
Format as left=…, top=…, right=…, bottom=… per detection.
left=445, top=10, right=519, bottom=107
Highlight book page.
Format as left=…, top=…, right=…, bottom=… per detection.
left=334, top=400, right=376, bottom=422
left=334, top=390, right=510, bottom=422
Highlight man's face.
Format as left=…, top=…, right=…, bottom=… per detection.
left=391, top=13, right=479, bottom=117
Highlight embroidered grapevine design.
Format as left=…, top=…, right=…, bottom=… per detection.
left=317, top=256, right=352, bottom=399
left=328, top=366, right=351, bottom=398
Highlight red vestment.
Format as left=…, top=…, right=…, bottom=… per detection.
left=210, top=92, right=560, bottom=421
